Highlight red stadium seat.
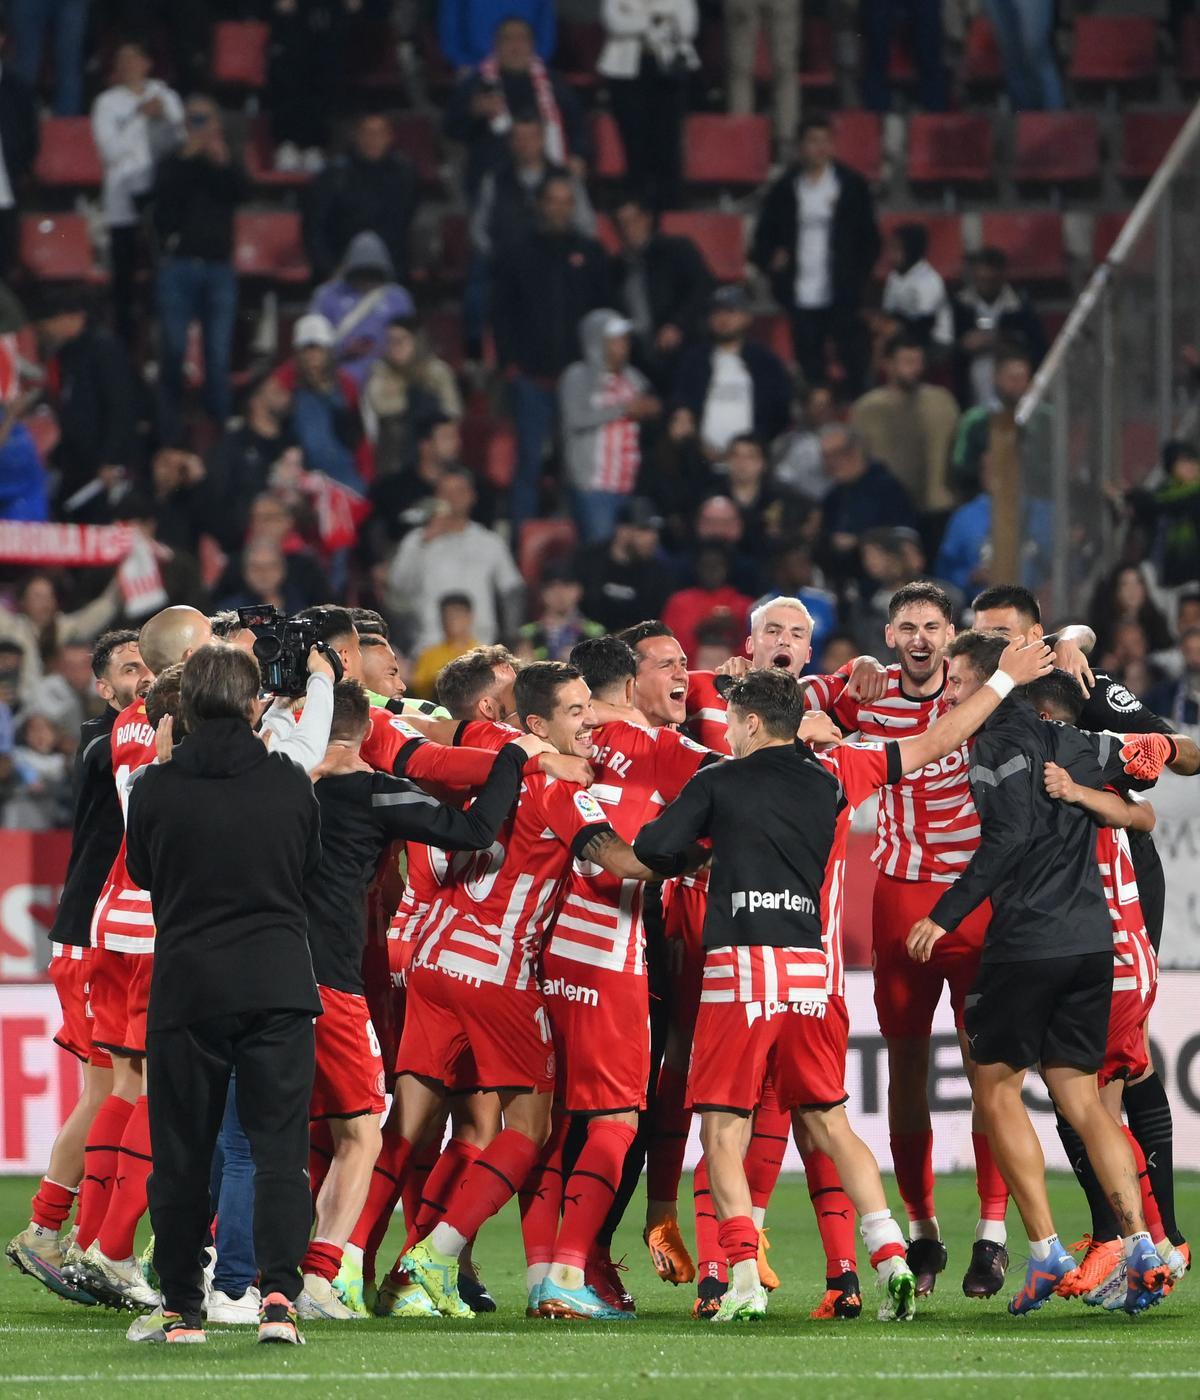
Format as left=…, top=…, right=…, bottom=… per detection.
left=963, top=16, right=1003, bottom=85
left=211, top=21, right=268, bottom=89
left=980, top=212, right=1066, bottom=284
left=393, top=112, right=441, bottom=186
left=425, top=306, right=466, bottom=371
left=34, top=117, right=102, bottom=187
left=243, top=115, right=311, bottom=188
left=798, top=18, right=835, bottom=88
left=1069, top=16, right=1157, bottom=84
left=683, top=114, right=770, bottom=186
left=875, top=213, right=963, bottom=282
left=233, top=211, right=311, bottom=283
left=907, top=114, right=994, bottom=185
left=591, top=111, right=627, bottom=181
left=832, top=110, right=882, bottom=182
left=1119, top=111, right=1188, bottom=183
left=460, top=415, right=516, bottom=491
left=1182, top=14, right=1200, bottom=84
left=1092, top=211, right=1128, bottom=264
left=438, top=212, right=470, bottom=284
left=1012, top=113, right=1100, bottom=186
left=19, top=214, right=105, bottom=281
left=659, top=212, right=745, bottom=283
left=518, top=519, right=580, bottom=589
left=750, top=313, right=794, bottom=365
left=556, top=21, right=604, bottom=87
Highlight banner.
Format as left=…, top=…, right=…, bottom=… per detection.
left=0, top=831, right=70, bottom=981
left=0, top=521, right=134, bottom=567
left=1148, top=770, right=1200, bottom=967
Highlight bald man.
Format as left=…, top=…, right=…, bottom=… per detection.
left=67, top=606, right=212, bottom=1311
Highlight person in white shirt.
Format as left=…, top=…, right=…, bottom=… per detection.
left=880, top=223, right=953, bottom=353
left=91, top=40, right=183, bottom=346
left=386, top=465, right=525, bottom=654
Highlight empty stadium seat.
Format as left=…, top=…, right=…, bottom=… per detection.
left=1012, top=113, right=1100, bottom=186
left=1182, top=14, right=1200, bottom=84
left=907, top=114, right=994, bottom=185
left=518, top=519, right=580, bottom=588
left=798, top=18, right=836, bottom=88
left=684, top=114, right=770, bottom=186
left=590, top=111, right=627, bottom=181
left=750, top=313, right=794, bottom=365
left=1090, top=209, right=1156, bottom=274
left=34, top=117, right=102, bottom=188
left=963, top=16, right=1002, bottom=86
left=875, top=213, right=963, bottom=281
left=20, top=214, right=105, bottom=281
left=211, top=21, right=268, bottom=89
left=1119, top=111, right=1188, bottom=182
left=1069, top=16, right=1157, bottom=84
left=243, top=115, right=311, bottom=188
left=832, top=110, right=882, bottom=182
left=659, top=212, right=745, bottom=283
left=980, top=212, right=1067, bottom=284
left=233, top=211, right=310, bottom=283
left=424, top=306, right=466, bottom=371
left=393, top=112, right=441, bottom=186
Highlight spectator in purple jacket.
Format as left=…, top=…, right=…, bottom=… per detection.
left=307, top=232, right=415, bottom=389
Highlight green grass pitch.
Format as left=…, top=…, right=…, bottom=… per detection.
left=1, top=1172, right=1197, bottom=1398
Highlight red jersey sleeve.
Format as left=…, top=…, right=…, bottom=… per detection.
left=818, top=741, right=902, bottom=809
left=802, top=668, right=852, bottom=717
left=684, top=671, right=731, bottom=754
left=533, top=776, right=614, bottom=857
left=651, top=726, right=713, bottom=805
left=456, top=719, right=524, bottom=753
left=362, top=707, right=498, bottom=786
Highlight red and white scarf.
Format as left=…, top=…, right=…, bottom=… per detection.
left=478, top=53, right=567, bottom=165
left=594, top=374, right=640, bottom=494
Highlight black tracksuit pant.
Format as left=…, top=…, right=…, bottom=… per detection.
left=146, top=1009, right=315, bottom=1317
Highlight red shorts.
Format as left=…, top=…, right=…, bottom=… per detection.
left=1101, top=984, right=1156, bottom=1085
left=871, top=873, right=988, bottom=1038
left=689, top=993, right=849, bottom=1115
left=663, top=880, right=707, bottom=1039
left=397, top=964, right=555, bottom=1095
left=310, top=986, right=387, bottom=1120
left=48, top=945, right=111, bottom=1068
left=541, top=949, right=649, bottom=1113
left=90, top=947, right=152, bottom=1057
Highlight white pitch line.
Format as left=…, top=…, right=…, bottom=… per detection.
left=6, top=1372, right=1200, bottom=1386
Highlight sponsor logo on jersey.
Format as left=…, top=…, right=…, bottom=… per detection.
left=541, top=976, right=600, bottom=1007
left=573, top=790, right=606, bottom=824
left=746, top=998, right=827, bottom=1025
left=1106, top=681, right=1141, bottom=714
left=731, top=889, right=817, bottom=917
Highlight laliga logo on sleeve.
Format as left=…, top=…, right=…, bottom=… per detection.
left=573, top=790, right=606, bottom=823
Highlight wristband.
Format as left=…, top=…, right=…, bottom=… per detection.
left=986, top=671, right=1015, bottom=700
left=1166, top=736, right=1179, bottom=766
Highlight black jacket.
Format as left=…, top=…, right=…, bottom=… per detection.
left=303, top=152, right=420, bottom=283
left=672, top=339, right=794, bottom=446
left=492, top=227, right=609, bottom=380
left=126, top=718, right=323, bottom=1031
left=635, top=740, right=840, bottom=952
left=609, top=232, right=713, bottom=346
left=152, top=152, right=247, bottom=262
left=751, top=160, right=880, bottom=313
left=578, top=542, right=675, bottom=634
left=52, top=324, right=140, bottom=496
left=49, top=708, right=122, bottom=949
left=0, top=66, right=38, bottom=187
left=931, top=699, right=1123, bottom=963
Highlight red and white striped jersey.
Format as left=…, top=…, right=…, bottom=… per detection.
left=90, top=699, right=158, bottom=954
left=547, top=720, right=711, bottom=977
left=700, top=944, right=828, bottom=1004
left=684, top=669, right=845, bottom=756
left=1096, top=823, right=1157, bottom=998
left=831, top=662, right=978, bottom=884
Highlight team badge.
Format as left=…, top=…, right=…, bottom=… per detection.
left=573, top=790, right=606, bottom=823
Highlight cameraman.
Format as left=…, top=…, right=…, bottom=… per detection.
left=258, top=644, right=336, bottom=774
left=125, top=644, right=321, bottom=1346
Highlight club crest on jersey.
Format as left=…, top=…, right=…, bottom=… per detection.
left=573, top=790, right=606, bottom=824
left=1105, top=681, right=1141, bottom=713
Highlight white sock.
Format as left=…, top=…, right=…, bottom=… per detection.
left=343, top=1243, right=363, bottom=1267
left=975, top=1219, right=1007, bottom=1245
left=860, top=1209, right=906, bottom=1266
left=548, top=1262, right=585, bottom=1290
left=429, top=1222, right=468, bottom=1258
left=1122, top=1230, right=1152, bottom=1259
left=1028, top=1234, right=1060, bottom=1261
left=750, top=1206, right=766, bottom=1230
left=731, top=1257, right=760, bottom=1294
left=909, top=1216, right=940, bottom=1242
left=526, top=1263, right=550, bottom=1292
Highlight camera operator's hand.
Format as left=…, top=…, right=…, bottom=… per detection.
left=512, top=733, right=555, bottom=760
left=155, top=715, right=174, bottom=764
left=307, top=645, right=336, bottom=682
left=538, top=752, right=595, bottom=787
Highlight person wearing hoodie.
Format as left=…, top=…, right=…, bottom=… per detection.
left=308, top=232, right=416, bottom=389
left=559, top=309, right=661, bottom=545
left=362, top=317, right=463, bottom=479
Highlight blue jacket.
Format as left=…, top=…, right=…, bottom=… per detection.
left=0, top=419, right=48, bottom=522
left=438, top=0, right=556, bottom=69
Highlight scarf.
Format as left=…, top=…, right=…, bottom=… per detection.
left=478, top=54, right=566, bottom=165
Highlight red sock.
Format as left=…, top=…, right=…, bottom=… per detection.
left=445, top=1128, right=540, bottom=1243
left=552, top=1120, right=636, bottom=1270
left=869, top=1240, right=907, bottom=1268
left=309, top=1120, right=334, bottom=1202
left=972, top=1131, right=1008, bottom=1222
left=693, top=1159, right=727, bottom=1284
left=400, top=1140, right=440, bottom=1242
left=402, top=1138, right=480, bottom=1257
left=745, top=1096, right=789, bottom=1211
left=97, top=1096, right=151, bottom=1260
left=802, top=1147, right=858, bottom=1277
left=519, top=1116, right=569, bottom=1267
left=348, top=1132, right=413, bottom=1273
left=1123, top=1125, right=1165, bottom=1240
left=76, top=1095, right=134, bottom=1249
left=301, top=1237, right=342, bottom=1281
left=646, top=1064, right=690, bottom=1203
left=890, top=1131, right=935, bottom=1223
left=718, top=1214, right=758, bottom=1267
left=30, top=1178, right=77, bottom=1233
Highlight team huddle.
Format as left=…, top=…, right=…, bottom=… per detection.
left=5, top=580, right=1194, bottom=1342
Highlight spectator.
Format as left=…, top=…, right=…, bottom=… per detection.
left=984, top=0, right=1064, bottom=112
left=672, top=285, right=794, bottom=459
left=492, top=174, right=609, bottom=530
left=1120, top=439, right=1200, bottom=590
left=0, top=391, right=48, bottom=521
left=724, top=0, right=797, bottom=162
left=31, top=285, right=140, bottom=515
left=1146, top=626, right=1200, bottom=735
left=934, top=452, right=1053, bottom=591
left=560, top=309, right=660, bottom=546
left=0, top=11, right=37, bottom=279
left=608, top=191, right=711, bottom=391
left=692, top=612, right=742, bottom=673
left=152, top=94, right=247, bottom=441
left=308, top=232, right=416, bottom=390
left=118, top=493, right=208, bottom=612
left=266, top=0, right=360, bottom=170
left=410, top=592, right=482, bottom=698
left=91, top=40, right=184, bottom=347
left=761, top=540, right=838, bottom=657
left=817, top=422, right=917, bottom=583
left=578, top=495, right=674, bottom=632
left=599, top=0, right=698, bottom=213
left=1101, top=619, right=1151, bottom=681
left=0, top=573, right=120, bottom=705
left=953, top=248, right=1046, bottom=408
left=843, top=527, right=913, bottom=654
left=445, top=16, right=589, bottom=197
left=370, top=412, right=464, bottom=544
left=27, top=640, right=98, bottom=741
left=771, top=381, right=837, bottom=500
left=851, top=332, right=959, bottom=513
left=721, top=432, right=799, bottom=558
left=5, top=710, right=71, bottom=829
left=438, top=0, right=557, bottom=70
left=951, top=343, right=1048, bottom=499
left=9, top=0, right=88, bottom=116
left=752, top=115, right=880, bottom=397
left=0, top=637, right=21, bottom=706
left=689, top=492, right=765, bottom=595
left=1089, top=564, right=1174, bottom=660
left=516, top=559, right=605, bottom=662
left=662, top=543, right=753, bottom=664
left=277, top=315, right=364, bottom=491
left=362, top=317, right=463, bottom=480
left=880, top=224, right=953, bottom=353
left=218, top=540, right=308, bottom=617
left=387, top=466, right=524, bottom=654
left=217, top=492, right=330, bottom=613
left=819, top=629, right=858, bottom=674
left=861, top=0, right=948, bottom=112
left=303, top=113, right=421, bottom=286
left=639, top=407, right=719, bottom=550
